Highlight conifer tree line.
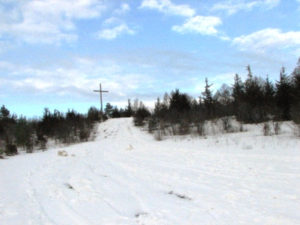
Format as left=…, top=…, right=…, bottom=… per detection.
left=133, top=59, right=300, bottom=135
left=0, top=100, right=135, bottom=156
left=0, top=107, right=101, bottom=156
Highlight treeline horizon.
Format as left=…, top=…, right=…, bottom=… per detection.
left=0, top=99, right=137, bottom=156
left=133, top=58, right=300, bottom=136
left=0, top=106, right=100, bottom=156
left=1, top=58, right=300, bottom=156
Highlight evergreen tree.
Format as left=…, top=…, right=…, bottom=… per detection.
left=243, top=66, right=265, bottom=122
left=104, top=103, right=114, bottom=118
left=169, top=89, right=191, bottom=113
left=263, top=75, right=275, bottom=119
left=276, top=67, right=293, bottom=120
left=133, top=102, right=151, bottom=126
left=154, top=98, right=162, bottom=118
left=87, top=107, right=100, bottom=121
left=214, top=84, right=233, bottom=117
left=0, top=105, right=18, bottom=155
left=291, top=58, right=300, bottom=123
left=15, top=117, right=34, bottom=152
left=202, top=78, right=213, bottom=106
left=111, top=107, right=121, bottom=118
left=246, top=65, right=253, bottom=79
left=124, top=99, right=133, bottom=117
left=202, top=78, right=214, bottom=118
left=0, top=105, right=10, bottom=118
left=244, top=66, right=263, bottom=107
left=232, top=74, right=244, bottom=110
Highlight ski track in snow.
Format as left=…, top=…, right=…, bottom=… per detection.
left=1, top=118, right=300, bottom=225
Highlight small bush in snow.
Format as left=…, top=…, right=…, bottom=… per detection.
left=273, top=122, right=281, bottom=135
left=221, top=117, right=232, bottom=133
left=134, top=106, right=151, bottom=127
left=148, top=118, right=157, bottom=133
left=196, top=122, right=205, bottom=136
left=239, top=123, right=245, bottom=132
left=294, top=124, right=300, bottom=137
left=179, top=120, right=190, bottom=135
left=154, top=130, right=162, bottom=141
left=5, top=144, right=18, bottom=156
left=263, top=122, right=271, bottom=136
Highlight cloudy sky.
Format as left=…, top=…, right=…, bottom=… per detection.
left=1, top=0, right=300, bottom=117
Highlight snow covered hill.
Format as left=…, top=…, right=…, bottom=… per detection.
left=1, top=118, right=300, bottom=225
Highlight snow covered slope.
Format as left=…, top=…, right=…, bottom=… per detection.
left=1, top=118, right=300, bottom=225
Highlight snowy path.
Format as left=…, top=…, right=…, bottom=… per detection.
left=1, top=118, right=300, bottom=225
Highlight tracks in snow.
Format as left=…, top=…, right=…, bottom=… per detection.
left=1, top=118, right=300, bottom=225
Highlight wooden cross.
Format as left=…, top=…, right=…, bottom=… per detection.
left=93, top=83, right=109, bottom=115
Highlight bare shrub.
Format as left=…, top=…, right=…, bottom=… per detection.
left=273, top=122, right=281, bottom=135
left=26, top=146, right=33, bottom=153
left=210, top=120, right=217, bottom=136
left=148, top=118, right=157, bottom=133
left=294, top=124, right=300, bottom=137
left=221, top=117, right=233, bottom=133
left=171, top=124, right=177, bottom=136
left=239, top=123, right=245, bottom=132
left=179, top=120, right=190, bottom=135
left=263, top=122, right=271, bottom=136
left=196, top=121, right=205, bottom=136
left=79, top=128, right=90, bottom=142
left=159, top=121, right=167, bottom=136
left=5, top=144, right=18, bottom=156
left=154, top=130, right=162, bottom=141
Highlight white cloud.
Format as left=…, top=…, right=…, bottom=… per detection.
left=140, top=0, right=195, bottom=17
left=232, top=28, right=300, bottom=53
left=0, top=57, right=151, bottom=100
left=0, top=61, right=14, bottom=70
left=172, top=16, right=222, bottom=36
left=98, top=3, right=135, bottom=41
left=114, top=3, right=130, bottom=15
left=103, top=17, right=122, bottom=25
left=0, top=0, right=106, bottom=44
left=140, top=1, right=222, bottom=37
left=211, top=0, right=280, bottom=15
left=220, top=35, right=231, bottom=41
left=97, top=23, right=135, bottom=40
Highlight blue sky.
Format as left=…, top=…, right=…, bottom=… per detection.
left=0, top=0, right=300, bottom=117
